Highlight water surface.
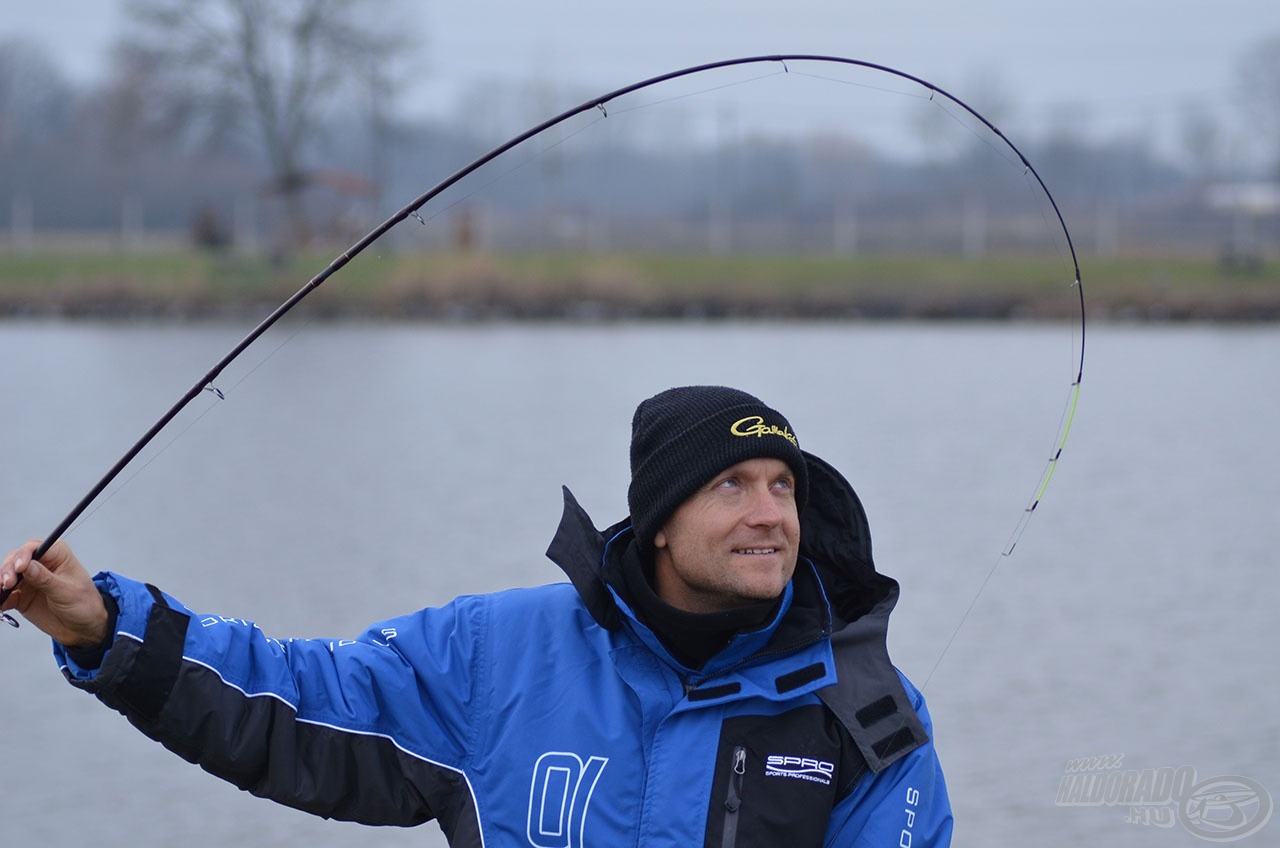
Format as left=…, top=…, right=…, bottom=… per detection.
left=2, top=320, right=1275, bottom=846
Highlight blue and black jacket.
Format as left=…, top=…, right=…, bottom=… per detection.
left=55, top=452, right=953, bottom=846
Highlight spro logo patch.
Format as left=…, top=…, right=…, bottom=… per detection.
left=765, top=755, right=835, bottom=786
left=730, top=416, right=798, bottom=446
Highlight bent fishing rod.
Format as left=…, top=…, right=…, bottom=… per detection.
left=1, top=54, right=1085, bottom=623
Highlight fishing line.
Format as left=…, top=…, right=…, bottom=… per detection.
left=919, top=289, right=1084, bottom=693
left=59, top=319, right=315, bottom=541
left=925, top=96, right=1026, bottom=171
left=603, top=69, right=788, bottom=121
left=415, top=69, right=793, bottom=234
left=915, top=174, right=1084, bottom=690
left=919, top=352, right=1082, bottom=693
left=2, top=56, right=1085, bottom=651
left=789, top=69, right=926, bottom=101
left=408, top=110, right=612, bottom=231
left=60, top=391, right=226, bottom=540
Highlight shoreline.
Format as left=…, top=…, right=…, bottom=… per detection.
left=4, top=249, right=1279, bottom=323
left=3, top=288, right=1279, bottom=323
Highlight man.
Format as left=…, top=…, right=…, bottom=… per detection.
left=2, top=385, right=952, bottom=846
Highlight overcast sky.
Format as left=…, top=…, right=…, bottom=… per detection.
left=6, top=0, right=1279, bottom=162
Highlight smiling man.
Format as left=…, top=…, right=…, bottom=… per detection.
left=652, top=455, right=800, bottom=612
left=2, top=385, right=952, bottom=846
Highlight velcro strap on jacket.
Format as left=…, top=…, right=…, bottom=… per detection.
left=817, top=608, right=928, bottom=773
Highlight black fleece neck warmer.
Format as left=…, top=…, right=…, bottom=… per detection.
left=607, top=539, right=780, bottom=670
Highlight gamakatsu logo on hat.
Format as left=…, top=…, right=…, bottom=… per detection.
left=730, top=416, right=798, bottom=446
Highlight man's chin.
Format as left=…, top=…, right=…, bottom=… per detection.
left=730, top=575, right=792, bottom=606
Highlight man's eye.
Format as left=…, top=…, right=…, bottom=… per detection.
left=772, top=478, right=793, bottom=491
left=716, top=478, right=739, bottom=489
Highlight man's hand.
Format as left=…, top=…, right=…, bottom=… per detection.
left=0, top=540, right=109, bottom=647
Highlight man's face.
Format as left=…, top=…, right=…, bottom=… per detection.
left=652, top=457, right=800, bottom=613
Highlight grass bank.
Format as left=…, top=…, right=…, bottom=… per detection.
left=2, top=248, right=1278, bottom=321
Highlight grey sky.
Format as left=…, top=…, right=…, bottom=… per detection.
left=6, top=0, right=1279, bottom=163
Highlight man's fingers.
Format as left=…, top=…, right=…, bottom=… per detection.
left=2, top=540, right=47, bottom=595
left=18, top=556, right=44, bottom=585
left=1, top=554, right=21, bottom=593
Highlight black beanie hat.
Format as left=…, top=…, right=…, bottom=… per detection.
left=627, top=385, right=809, bottom=549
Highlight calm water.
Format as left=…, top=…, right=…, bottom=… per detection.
left=2, top=319, right=1276, bottom=847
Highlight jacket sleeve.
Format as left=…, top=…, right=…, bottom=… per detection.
left=53, top=571, right=488, bottom=829
left=823, top=675, right=954, bottom=847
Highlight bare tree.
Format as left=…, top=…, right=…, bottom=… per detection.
left=1237, top=35, right=1280, bottom=178
left=1179, top=98, right=1221, bottom=184
left=0, top=38, right=76, bottom=153
left=0, top=38, right=78, bottom=243
left=118, top=0, right=418, bottom=248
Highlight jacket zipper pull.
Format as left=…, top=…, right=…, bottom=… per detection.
left=725, top=747, right=746, bottom=811
left=722, top=746, right=746, bottom=847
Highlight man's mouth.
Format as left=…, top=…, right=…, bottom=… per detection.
left=734, top=547, right=779, bottom=555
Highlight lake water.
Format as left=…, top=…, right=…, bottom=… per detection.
left=1, top=319, right=1276, bottom=847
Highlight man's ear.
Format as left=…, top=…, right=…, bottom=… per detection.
left=653, top=528, right=668, bottom=550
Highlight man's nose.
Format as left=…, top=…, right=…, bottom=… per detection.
left=744, top=485, right=783, bottom=526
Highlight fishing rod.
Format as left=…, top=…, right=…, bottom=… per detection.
left=1, top=54, right=1085, bottom=625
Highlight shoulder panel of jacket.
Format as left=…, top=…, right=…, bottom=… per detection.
left=817, top=593, right=929, bottom=773
left=800, top=451, right=929, bottom=772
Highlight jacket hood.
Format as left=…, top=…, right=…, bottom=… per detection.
left=798, top=450, right=901, bottom=627
left=545, top=450, right=899, bottom=632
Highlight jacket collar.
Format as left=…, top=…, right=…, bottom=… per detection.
left=544, top=486, right=624, bottom=630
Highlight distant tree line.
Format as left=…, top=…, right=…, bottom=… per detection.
left=2, top=13, right=1279, bottom=258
